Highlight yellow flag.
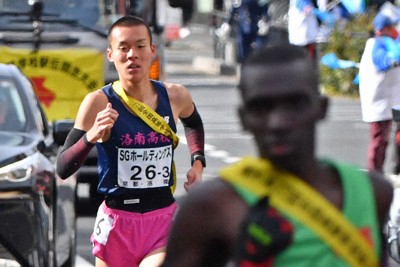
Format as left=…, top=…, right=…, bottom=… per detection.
left=0, top=47, right=104, bottom=121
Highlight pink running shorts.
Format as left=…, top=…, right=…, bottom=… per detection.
left=91, top=201, right=178, bottom=267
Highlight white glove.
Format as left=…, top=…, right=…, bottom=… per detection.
left=257, top=18, right=269, bottom=36
left=215, top=22, right=231, bottom=41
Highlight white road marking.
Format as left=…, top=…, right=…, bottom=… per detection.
left=76, top=256, right=94, bottom=267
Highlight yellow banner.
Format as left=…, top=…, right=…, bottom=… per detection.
left=0, top=47, right=104, bottom=121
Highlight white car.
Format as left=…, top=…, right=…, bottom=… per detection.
left=0, top=63, right=77, bottom=267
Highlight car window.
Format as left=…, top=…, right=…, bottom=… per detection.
left=0, top=80, right=27, bottom=132
left=20, top=76, right=49, bottom=136
left=0, top=0, right=108, bottom=30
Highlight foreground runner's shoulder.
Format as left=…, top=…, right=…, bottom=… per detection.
left=368, top=170, right=393, bottom=220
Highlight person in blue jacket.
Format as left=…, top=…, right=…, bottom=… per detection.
left=359, top=11, right=400, bottom=173
left=225, top=0, right=269, bottom=63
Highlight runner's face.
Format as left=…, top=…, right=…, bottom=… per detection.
left=107, top=25, right=155, bottom=82
left=239, top=60, right=326, bottom=166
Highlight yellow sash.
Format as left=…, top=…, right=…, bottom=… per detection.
left=112, top=80, right=179, bottom=192
left=219, top=157, right=378, bottom=267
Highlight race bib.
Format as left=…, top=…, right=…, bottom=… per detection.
left=117, top=145, right=173, bottom=189
left=92, top=207, right=114, bottom=246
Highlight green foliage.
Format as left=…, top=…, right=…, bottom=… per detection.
left=319, top=10, right=377, bottom=97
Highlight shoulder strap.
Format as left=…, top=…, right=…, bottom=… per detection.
left=219, top=157, right=378, bottom=267
left=112, top=80, right=179, bottom=192
left=112, top=80, right=179, bottom=148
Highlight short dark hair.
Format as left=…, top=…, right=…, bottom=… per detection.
left=239, top=44, right=319, bottom=93
left=108, top=15, right=153, bottom=46
left=244, top=44, right=310, bottom=67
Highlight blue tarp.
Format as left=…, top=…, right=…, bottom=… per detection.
left=340, top=0, right=366, bottom=15
left=321, top=53, right=359, bottom=69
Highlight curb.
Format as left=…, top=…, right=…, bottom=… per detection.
left=192, top=56, right=238, bottom=76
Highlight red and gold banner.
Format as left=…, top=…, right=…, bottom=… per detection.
left=0, top=47, right=104, bottom=121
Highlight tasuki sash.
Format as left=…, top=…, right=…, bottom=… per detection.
left=113, top=80, right=179, bottom=192
left=219, top=157, right=378, bottom=267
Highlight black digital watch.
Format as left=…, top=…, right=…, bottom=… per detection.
left=191, top=154, right=206, bottom=167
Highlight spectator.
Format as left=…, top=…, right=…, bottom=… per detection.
left=217, top=0, right=269, bottom=63
left=359, top=11, right=400, bottom=173
left=288, top=0, right=333, bottom=61
left=161, top=44, right=393, bottom=267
